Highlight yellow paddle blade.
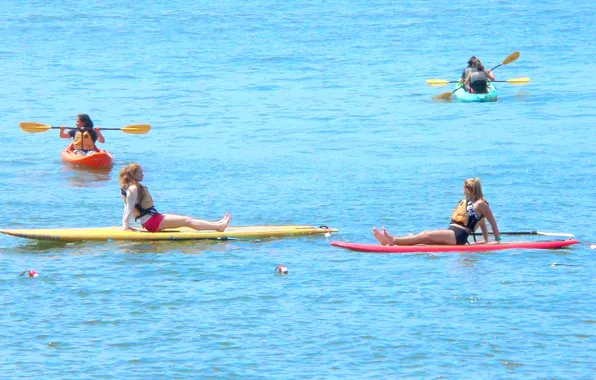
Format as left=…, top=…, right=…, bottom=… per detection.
left=426, top=79, right=452, bottom=87
left=506, top=77, right=530, bottom=85
left=433, top=91, right=453, bottom=100
left=121, top=124, right=151, bottom=134
left=501, top=51, right=520, bottom=66
left=20, top=121, right=52, bottom=133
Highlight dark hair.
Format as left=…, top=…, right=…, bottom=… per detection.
left=474, top=61, right=485, bottom=72
left=77, top=114, right=94, bottom=129
left=467, top=56, right=478, bottom=66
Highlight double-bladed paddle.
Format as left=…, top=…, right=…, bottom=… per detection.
left=20, top=121, right=151, bottom=134
left=426, top=77, right=531, bottom=87
left=431, top=51, right=523, bottom=100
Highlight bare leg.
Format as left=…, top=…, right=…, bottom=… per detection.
left=381, top=228, right=457, bottom=246
left=157, top=212, right=231, bottom=232
left=373, top=227, right=390, bottom=245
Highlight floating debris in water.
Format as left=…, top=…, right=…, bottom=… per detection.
left=19, top=270, right=39, bottom=277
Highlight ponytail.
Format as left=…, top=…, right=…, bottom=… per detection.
left=464, top=178, right=484, bottom=201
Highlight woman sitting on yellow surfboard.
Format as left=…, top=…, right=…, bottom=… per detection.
left=59, top=114, right=105, bottom=156
left=119, top=163, right=231, bottom=233
left=373, top=178, right=501, bottom=246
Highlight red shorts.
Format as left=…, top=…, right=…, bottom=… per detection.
left=142, top=214, right=165, bottom=233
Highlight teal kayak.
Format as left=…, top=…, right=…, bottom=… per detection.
left=453, top=82, right=497, bottom=103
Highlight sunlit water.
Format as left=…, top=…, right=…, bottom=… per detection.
left=1, top=0, right=595, bottom=377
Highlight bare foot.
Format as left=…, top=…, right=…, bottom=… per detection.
left=373, top=227, right=389, bottom=245
left=382, top=227, right=395, bottom=246
left=216, top=213, right=231, bottom=232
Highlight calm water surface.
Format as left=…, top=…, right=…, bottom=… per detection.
left=1, top=0, right=595, bottom=378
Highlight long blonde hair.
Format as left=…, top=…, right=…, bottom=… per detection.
left=119, top=163, right=142, bottom=189
left=464, top=178, right=484, bottom=201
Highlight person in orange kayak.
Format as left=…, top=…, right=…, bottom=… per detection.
left=59, top=114, right=105, bottom=156
left=463, top=59, right=495, bottom=93
left=372, top=178, right=501, bottom=246
left=119, top=163, right=232, bottom=233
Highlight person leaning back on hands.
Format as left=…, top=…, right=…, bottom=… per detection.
left=59, top=113, right=105, bottom=156
left=373, top=178, right=501, bottom=246
left=119, top=163, right=231, bottom=233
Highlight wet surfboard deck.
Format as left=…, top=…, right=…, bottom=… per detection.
left=0, top=225, right=337, bottom=242
left=330, top=239, right=579, bottom=253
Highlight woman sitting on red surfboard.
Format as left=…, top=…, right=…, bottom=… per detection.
left=373, top=178, right=501, bottom=246
left=119, top=163, right=231, bottom=233
left=59, top=114, right=105, bottom=156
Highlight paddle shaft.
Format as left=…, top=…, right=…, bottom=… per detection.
left=489, top=231, right=540, bottom=236
left=429, top=78, right=529, bottom=87
left=20, top=122, right=151, bottom=135
left=473, top=231, right=574, bottom=237
left=52, top=126, right=123, bottom=131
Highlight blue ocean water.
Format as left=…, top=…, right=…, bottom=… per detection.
left=1, top=0, right=595, bottom=377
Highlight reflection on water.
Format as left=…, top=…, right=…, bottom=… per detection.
left=513, top=91, right=531, bottom=102
left=7, top=239, right=232, bottom=256
left=430, top=96, right=454, bottom=104
left=457, top=254, right=480, bottom=268
left=115, top=239, right=233, bottom=254
left=5, top=235, right=316, bottom=256
left=10, top=240, right=85, bottom=254
left=62, top=164, right=113, bottom=188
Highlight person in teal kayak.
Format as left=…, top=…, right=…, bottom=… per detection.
left=463, top=59, right=495, bottom=93
left=460, top=56, right=479, bottom=81
left=372, top=178, right=501, bottom=246
left=59, top=114, right=105, bottom=156
left=119, top=163, right=232, bottom=233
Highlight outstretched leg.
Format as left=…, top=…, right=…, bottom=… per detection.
left=158, top=212, right=231, bottom=232
left=380, top=228, right=457, bottom=246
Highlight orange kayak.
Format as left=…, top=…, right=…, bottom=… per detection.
left=61, top=148, right=114, bottom=168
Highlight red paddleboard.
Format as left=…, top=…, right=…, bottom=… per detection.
left=330, top=239, right=580, bottom=253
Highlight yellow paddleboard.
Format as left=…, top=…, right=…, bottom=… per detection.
left=0, top=225, right=338, bottom=242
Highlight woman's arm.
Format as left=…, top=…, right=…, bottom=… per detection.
left=480, top=219, right=489, bottom=242
left=123, top=186, right=138, bottom=231
left=469, top=220, right=489, bottom=244
left=478, top=201, right=501, bottom=242
left=464, top=72, right=472, bottom=90
left=486, top=70, right=495, bottom=81
left=59, top=126, right=72, bottom=138
left=95, top=127, right=105, bottom=143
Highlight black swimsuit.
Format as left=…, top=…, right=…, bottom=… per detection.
left=448, top=225, right=470, bottom=245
